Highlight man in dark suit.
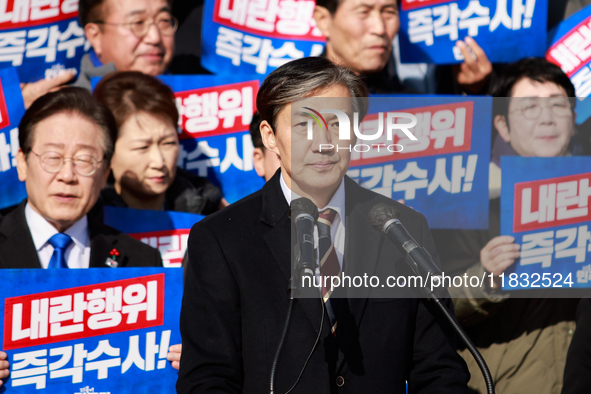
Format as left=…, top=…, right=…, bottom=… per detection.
left=177, top=57, right=470, bottom=393
left=0, top=87, right=162, bottom=388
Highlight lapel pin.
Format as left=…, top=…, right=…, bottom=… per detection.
left=105, top=248, right=120, bottom=268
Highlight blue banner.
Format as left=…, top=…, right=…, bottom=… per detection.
left=0, top=1, right=87, bottom=83
left=347, top=96, right=491, bottom=229
left=501, top=157, right=591, bottom=290
left=0, top=268, right=181, bottom=393
left=201, top=0, right=325, bottom=75
left=0, top=66, right=26, bottom=210
left=547, top=5, right=591, bottom=124
left=159, top=75, right=266, bottom=204
left=399, top=0, right=547, bottom=64
left=103, top=206, right=203, bottom=268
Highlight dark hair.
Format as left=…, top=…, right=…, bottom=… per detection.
left=19, top=87, right=117, bottom=162
left=492, top=57, right=576, bottom=118
left=315, top=0, right=342, bottom=14
left=257, top=57, right=368, bottom=132
left=78, top=0, right=105, bottom=27
left=249, top=111, right=263, bottom=149
left=93, top=71, right=178, bottom=134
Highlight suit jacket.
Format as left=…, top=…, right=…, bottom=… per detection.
left=177, top=171, right=470, bottom=394
left=0, top=201, right=162, bottom=268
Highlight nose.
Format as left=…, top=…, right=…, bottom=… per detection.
left=143, top=22, right=163, bottom=44
left=538, top=105, right=556, bottom=124
left=368, top=10, right=387, bottom=36
left=56, top=159, right=77, bottom=183
left=311, top=123, right=335, bottom=153
left=149, top=146, right=166, bottom=169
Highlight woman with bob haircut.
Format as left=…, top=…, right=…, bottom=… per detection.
left=94, top=71, right=226, bottom=214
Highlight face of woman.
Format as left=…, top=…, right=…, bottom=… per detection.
left=111, top=112, right=179, bottom=200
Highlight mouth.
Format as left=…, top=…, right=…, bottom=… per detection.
left=139, top=52, right=164, bottom=61
left=536, top=135, right=559, bottom=142
left=53, top=193, right=78, bottom=202
left=309, top=161, right=337, bottom=170
left=148, top=175, right=167, bottom=183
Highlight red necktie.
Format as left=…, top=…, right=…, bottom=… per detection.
left=317, top=208, right=340, bottom=335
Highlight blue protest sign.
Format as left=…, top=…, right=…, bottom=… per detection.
left=399, top=0, right=547, bottom=64
left=0, top=1, right=87, bottom=83
left=103, top=206, right=204, bottom=268
left=346, top=95, right=491, bottom=229
left=201, top=0, right=325, bottom=75
left=0, top=268, right=182, bottom=393
left=547, top=5, right=591, bottom=124
left=500, top=157, right=591, bottom=290
left=0, top=66, right=26, bottom=210
left=159, top=75, right=266, bottom=204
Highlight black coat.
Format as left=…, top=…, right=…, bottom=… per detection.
left=0, top=201, right=162, bottom=268
left=177, top=171, right=470, bottom=393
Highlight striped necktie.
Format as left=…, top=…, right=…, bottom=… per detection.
left=47, top=233, right=73, bottom=269
left=317, top=208, right=340, bottom=335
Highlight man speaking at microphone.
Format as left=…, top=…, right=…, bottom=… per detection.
left=177, top=57, right=470, bottom=393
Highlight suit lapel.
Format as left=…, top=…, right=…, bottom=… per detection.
left=88, top=214, right=124, bottom=268
left=342, top=177, right=382, bottom=316
left=0, top=201, right=42, bottom=268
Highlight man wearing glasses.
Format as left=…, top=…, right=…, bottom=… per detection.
left=73, top=0, right=177, bottom=90
left=0, top=87, right=174, bottom=388
left=432, top=58, right=583, bottom=394
left=0, top=87, right=163, bottom=271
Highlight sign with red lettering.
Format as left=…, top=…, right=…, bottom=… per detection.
left=513, top=172, right=591, bottom=233
left=175, top=80, right=259, bottom=139
left=351, top=101, right=473, bottom=167
left=4, top=274, right=164, bottom=351
left=212, top=0, right=323, bottom=40
left=501, top=157, right=591, bottom=290
left=0, top=268, right=182, bottom=393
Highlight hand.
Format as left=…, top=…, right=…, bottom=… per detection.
left=481, top=235, right=520, bottom=289
left=453, top=36, right=492, bottom=94
left=167, top=343, right=182, bottom=370
left=20, top=71, right=75, bottom=109
left=0, top=351, right=9, bottom=387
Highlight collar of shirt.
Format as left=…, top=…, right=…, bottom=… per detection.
left=25, top=203, right=91, bottom=268
left=280, top=172, right=346, bottom=228
left=89, top=48, right=103, bottom=68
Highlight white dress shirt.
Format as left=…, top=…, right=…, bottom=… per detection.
left=25, top=203, right=91, bottom=268
left=280, top=173, right=346, bottom=270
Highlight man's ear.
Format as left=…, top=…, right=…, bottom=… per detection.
left=85, top=23, right=103, bottom=58
left=494, top=114, right=510, bottom=143
left=260, top=120, right=280, bottom=157
left=15, top=149, right=27, bottom=182
left=252, top=147, right=266, bottom=178
left=313, top=6, right=333, bottom=39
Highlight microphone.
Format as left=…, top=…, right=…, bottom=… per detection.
left=290, top=198, right=319, bottom=280
left=369, top=203, right=441, bottom=278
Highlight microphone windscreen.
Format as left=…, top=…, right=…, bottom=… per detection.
left=290, top=197, right=319, bottom=221
left=369, top=203, right=399, bottom=232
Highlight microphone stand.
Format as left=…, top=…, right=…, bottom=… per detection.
left=408, top=256, right=495, bottom=394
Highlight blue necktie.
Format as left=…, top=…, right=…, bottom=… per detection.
left=47, top=233, right=73, bottom=269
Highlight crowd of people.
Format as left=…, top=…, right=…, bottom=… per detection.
left=0, top=0, right=591, bottom=393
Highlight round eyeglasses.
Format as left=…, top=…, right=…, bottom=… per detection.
left=95, top=15, right=178, bottom=38
left=511, top=100, right=573, bottom=119
left=30, top=151, right=104, bottom=177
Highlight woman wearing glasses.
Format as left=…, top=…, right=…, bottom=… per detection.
left=93, top=71, right=225, bottom=214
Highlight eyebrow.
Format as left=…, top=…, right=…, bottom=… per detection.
left=41, top=143, right=100, bottom=153
left=125, top=6, right=171, bottom=18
